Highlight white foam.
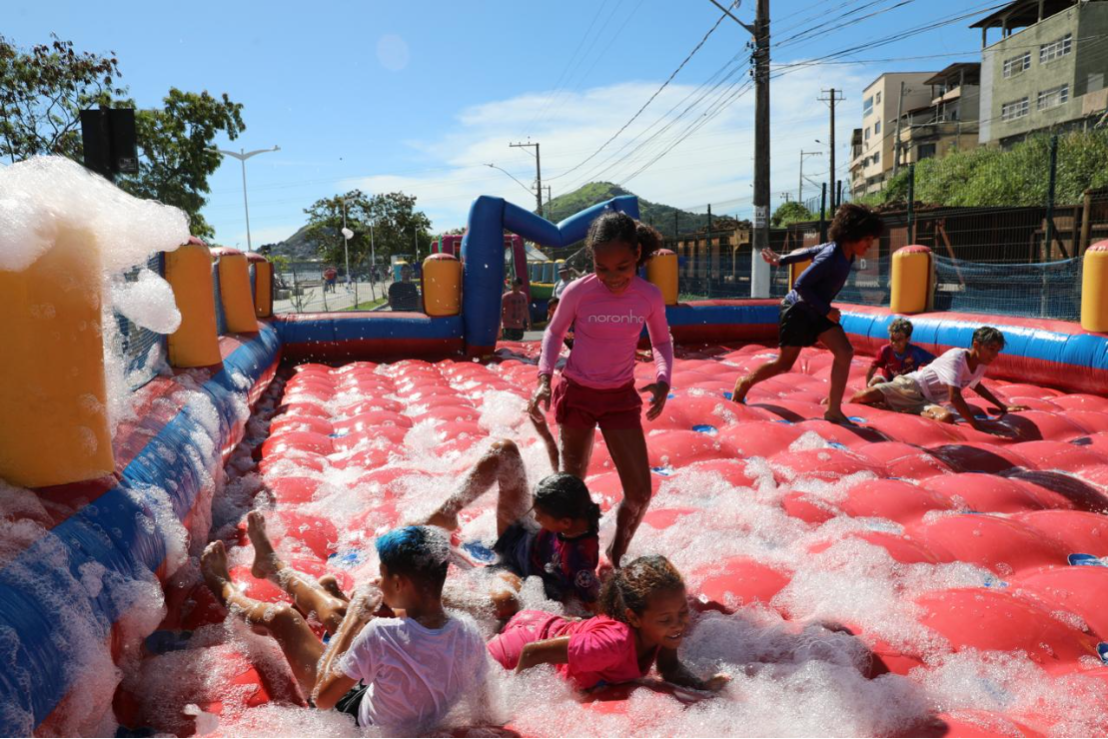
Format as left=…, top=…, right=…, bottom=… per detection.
left=111, top=268, right=182, bottom=334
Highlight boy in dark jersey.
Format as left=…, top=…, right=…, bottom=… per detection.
left=866, top=317, right=934, bottom=386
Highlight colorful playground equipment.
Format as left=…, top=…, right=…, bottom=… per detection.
left=5, top=182, right=1108, bottom=736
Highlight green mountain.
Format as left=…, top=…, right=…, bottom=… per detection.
left=543, top=182, right=713, bottom=239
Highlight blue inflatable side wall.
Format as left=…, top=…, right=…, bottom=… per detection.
left=0, top=326, right=280, bottom=735
left=462, top=195, right=639, bottom=353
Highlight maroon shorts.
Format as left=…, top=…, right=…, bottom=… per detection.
left=552, top=377, right=642, bottom=431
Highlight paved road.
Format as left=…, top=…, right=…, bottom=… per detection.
left=273, top=280, right=388, bottom=314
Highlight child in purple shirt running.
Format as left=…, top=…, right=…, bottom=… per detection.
left=732, top=204, right=884, bottom=424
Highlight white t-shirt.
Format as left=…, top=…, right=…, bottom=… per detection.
left=908, top=348, right=987, bottom=403
left=337, top=614, right=489, bottom=733
left=553, top=278, right=571, bottom=299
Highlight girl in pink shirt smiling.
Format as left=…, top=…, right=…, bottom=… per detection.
left=530, top=212, right=674, bottom=568
left=487, top=555, right=729, bottom=692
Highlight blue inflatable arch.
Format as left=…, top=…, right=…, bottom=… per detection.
left=461, top=194, right=640, bottom=354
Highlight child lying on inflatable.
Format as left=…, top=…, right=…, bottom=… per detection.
left=488, top=555, right=730, bottom=693
left=850, top=326, right=1027, bottom=433
left=200, top=520, right=489, bottom=734
left=416, top=409, right=603, bottom=619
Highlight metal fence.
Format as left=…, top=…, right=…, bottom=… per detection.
left=275, top=258, right=394, bottom=315
left=115, top=253, right=168, bottom=391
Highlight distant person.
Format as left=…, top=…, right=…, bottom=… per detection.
left=388, top=265, right=421, bottom=312
left=323, top=266, right=338, bottom=293
left=866, top=317, right=935, bottom=387
left=501, top=278, right=531, bottom=341
left=730, top=203, right=884, bottom=425
left=553, top=264, right=574, bottom=299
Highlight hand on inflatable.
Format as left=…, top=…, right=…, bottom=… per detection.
left=994, top=404, right=1028, bottom=415
left=826, top=308, right=842, bottom=324
left=703, top=673, right=732, bottom=692
left=640, top=382, right=670, bottom=421
left=529, top=376, right=553, bottom=414
left=760, top=247, right=781, bottom=266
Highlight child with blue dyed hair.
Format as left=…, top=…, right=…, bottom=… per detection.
left=201, top=519, right=489, bottom=734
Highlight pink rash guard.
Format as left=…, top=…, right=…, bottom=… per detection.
left=539, top=274, right=673, bottom=389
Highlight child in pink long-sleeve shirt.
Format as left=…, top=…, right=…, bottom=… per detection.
left=529, top=211, right=673, bottom=568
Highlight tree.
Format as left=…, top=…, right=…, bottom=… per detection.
left=304, top=190, right=433, bottom=275
left=117, top=88, right=245, bottom=238
left=0, top=35, right=245, bottom=238
left=771, top=201, right=814, bottom=227
left=0, top=34, right=125, bottom=162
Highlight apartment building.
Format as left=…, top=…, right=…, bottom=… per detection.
left=895, top=63, right=982, bottom=167
left=850, top=72, right=936, bottom=198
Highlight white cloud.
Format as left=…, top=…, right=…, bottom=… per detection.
left=357, top=62, right=874, bottom=230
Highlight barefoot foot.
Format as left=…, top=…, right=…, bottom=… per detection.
left=823, top=411, right=854, bottom=425
left=317, top=574, right=347, bottom=600
left=246, top=510, right=283, bottom=580
left=200, top=541, right=234, bottom=607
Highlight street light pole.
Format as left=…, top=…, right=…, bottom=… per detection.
left=211, top=145, right=280, bottom=251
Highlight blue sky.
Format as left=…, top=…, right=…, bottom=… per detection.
left=7, top=0, right=1004, bottom=245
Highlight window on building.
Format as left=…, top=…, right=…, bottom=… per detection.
left=876, top=91, right=882, bottom=104
left=875, top=120, right=881, bottom=135
left=1001, top=97, right=1030, bottom=121
left=1037, top=85, right=1070, bottom=110
left=1040, top=34, right=1072, bottom=64
left=865, top=127, right=871, bottom=140
left=918, top=143, right=937, bottom=160
left=863, top=95, right=874, bottom=117
left=1002, top=52, right=1031, bottom=78
left=873, top=151, right=880, bottom=164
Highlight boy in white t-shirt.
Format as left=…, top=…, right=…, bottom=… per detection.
left=850, top=326, right=1027, bottom=431
left=200, top=520, right=490, bottom=734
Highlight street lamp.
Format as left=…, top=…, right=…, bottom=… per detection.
left=210, top=145, right=280, bottom=251
left=485, top=163, right=537, bottom=199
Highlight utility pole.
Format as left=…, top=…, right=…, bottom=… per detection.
left=799, top=150, right=822, bottom=204
left=779, top=192, right=792, bottom=203
left=545, top=185, right=552, bottom=210
left=510, top=141, right=543, bottom=217
left=893, top=81, right=907, bottom=176
left=716, top=0, right=768, bottom=295
left=818, top=89, right=844, bottom=210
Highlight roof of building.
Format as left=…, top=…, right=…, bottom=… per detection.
left=861, top=71, right=941, bottom=93
left=969, top=0, right=1082, bottom=30
left=923, top=62, right=981, bottom=87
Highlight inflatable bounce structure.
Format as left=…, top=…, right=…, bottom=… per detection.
left=4, top=157, right=1108, bottom=736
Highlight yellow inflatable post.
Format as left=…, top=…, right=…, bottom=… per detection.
left=1081, top=241, right=1108, bottom=332
left=646, top=249, right=679, bottom=306
left=787, top=258, right=813, bottom=291
left=0, top=226, right=115, bottom=487
left=890, top=245, right=933, bottom=314
left=165, top=237, right=222, bottom=367
left=422, top=253, right=462, bottom=317
left=212, top=247, right=259, bottom=333
left=246, top=252, right=274, bottom=319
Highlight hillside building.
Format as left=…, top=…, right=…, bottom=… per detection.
left=894, top=64, right=982, bottom=168
left=850, top=72, right=937, bottom=198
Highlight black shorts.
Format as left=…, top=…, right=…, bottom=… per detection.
left=335, top=682, right=368, bottom=725
left=779, top=300, right=838, bottom=348
left=493, top=520, right=538, bottom=578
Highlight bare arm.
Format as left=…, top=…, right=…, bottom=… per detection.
left=865, top=365, right=877, bottom=385
left=656, top=647, right=729, bottom=692
left=515, top=636, right=570, bottom=673
left=972, top=383, right=1020, bottom=414
left=948, top=387, right=982, bottom=430
left=313, top=591, right=379, bottom=710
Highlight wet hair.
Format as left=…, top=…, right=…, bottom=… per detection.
left=599, top=555, right=685, bottom=624
left=585, top=211, right=663, bottom=268
left=889, top=317, right=914, bottom=339
left=972, top=326, right=1005, bottom=349
left=532, top=473, right=600, bottom=531
left=828, top=203, right=884, bottom=245
left=375, top=526, right=449, bottom=594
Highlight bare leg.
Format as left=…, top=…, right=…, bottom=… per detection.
left=247, top=511, right=348, bottom=634
left=421, top=439, right=531, bottom=538
left=529, top=408, right=560, bottom=472
left=201, top=541, right=324, bottom=694
left=732, top=346, right=802, bottom=404
left=559, top=425, right=596, bottom=481
left=818, top=326, right=855, bottom=423
left=850, top=387, right=886, bottom=407
left=600, top=426, right=652, bottom=569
